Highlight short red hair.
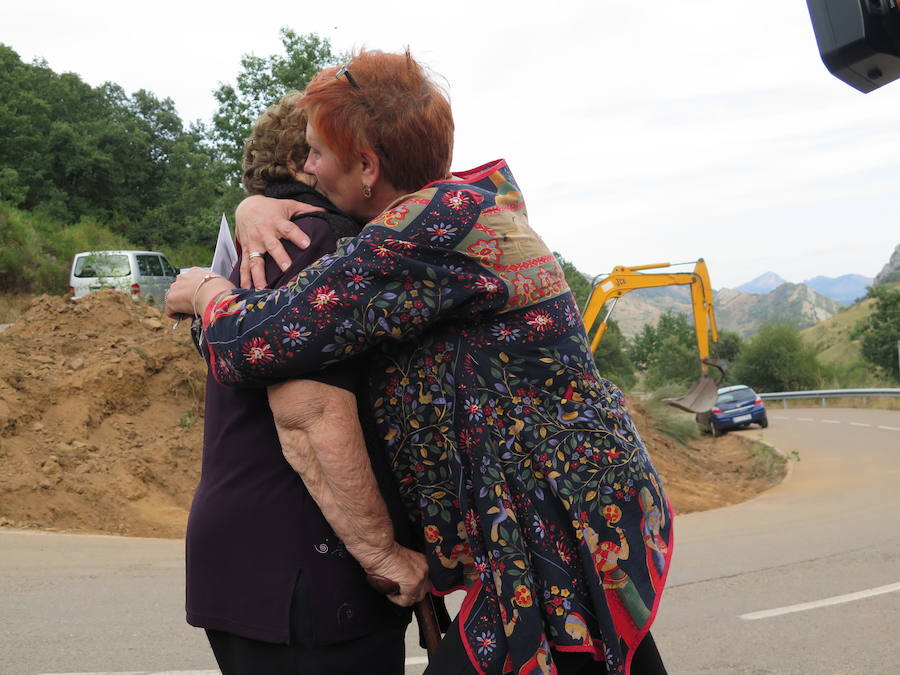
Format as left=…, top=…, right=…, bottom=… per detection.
left=299, top=49, right=454, bottom=193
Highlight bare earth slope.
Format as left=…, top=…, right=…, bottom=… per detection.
left=0, top=292, right=781, bottom=538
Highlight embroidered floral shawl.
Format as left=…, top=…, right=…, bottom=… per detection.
left=202, top=159, right=674, bottom=674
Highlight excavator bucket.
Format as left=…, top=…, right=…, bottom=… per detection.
left=662, top=374, right=720, bottom=414
left=662, top=359, right=729, bottom=414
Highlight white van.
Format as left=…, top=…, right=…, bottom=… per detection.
left=69, top=250, right=178, bottom=306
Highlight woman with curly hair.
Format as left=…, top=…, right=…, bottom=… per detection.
left=169, top=49, right=670, bottom=675
left=184, top=91, right=417, bottom=675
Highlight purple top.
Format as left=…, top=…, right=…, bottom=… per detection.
left=185, top=206, right=410, bottom=644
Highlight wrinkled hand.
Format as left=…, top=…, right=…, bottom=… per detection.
left=364, top=543, right=431, bottom=607
left=164, top=267, right=235, bottom=320
left=235, top=195, right=324, bottom=289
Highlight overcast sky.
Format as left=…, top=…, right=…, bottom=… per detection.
left=5, top=0, right=899, bottom=288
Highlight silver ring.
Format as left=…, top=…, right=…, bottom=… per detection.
left=248, top=251, right=264, bottom=260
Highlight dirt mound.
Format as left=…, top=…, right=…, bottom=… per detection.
left=0, top=291, right=205, bottom=537
left=0, top=291, right=783, bottom=538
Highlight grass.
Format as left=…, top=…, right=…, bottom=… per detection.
left=0, top=293, right=37, bottom=324
left=178, top=408, right=199, bottom=429
left=643, top=384, right=701, bottom=444
left=800, top=297, right=876, bottom=366
left=746, top=440, right=793, bottom=480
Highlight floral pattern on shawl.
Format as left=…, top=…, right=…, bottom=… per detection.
left=201, top=160, right=673, bottom=675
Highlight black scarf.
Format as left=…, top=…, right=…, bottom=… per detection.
left=263, top=181, right=362, bottom=240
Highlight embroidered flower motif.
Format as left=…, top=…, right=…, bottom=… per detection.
left=463, top=397, right=483, bottom=420
left=538, top=267, right=556, bottom=289
left=386, top=237, right=416, bottom=250
left=475, top=631, right=496, bottom=656
left=512, top=272, right=537, bottom=297
left=372, top=243, right=395, bottom=258
left=242, top=337, right=274, bottom=363
left=344, top=267, right=371, bottom=291
left=467, top=239, right=503, bottom=263
left=281, top=322, right=311, bottom=347
left=425, top=222, right=458, bottom=243
left=492, top=322, right=520, bottom=342
left=514, top=585, right=533, bottom=607
left=310, top=286, right=339, bottom=310
left=524, top=310, right=554, bottom=332
left=381, top=205, right=409, bottom=228
left=475, top=275, right=503, bottom=295
left=442, top=190, right=475, bottom=210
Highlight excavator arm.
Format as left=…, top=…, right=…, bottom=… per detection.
left=582, top=259, right=727, bottom=413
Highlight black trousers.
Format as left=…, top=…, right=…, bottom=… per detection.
left=204, top=572, right=406, bottom=675
left=206, top=626, right=406, bottom=675
left=423, top=616, right=668, bottom=675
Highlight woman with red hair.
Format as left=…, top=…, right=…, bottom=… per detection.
left=168, top=49, right=670, bottom=675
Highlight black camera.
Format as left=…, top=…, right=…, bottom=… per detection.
left=807, top=0, right=900, bottom=92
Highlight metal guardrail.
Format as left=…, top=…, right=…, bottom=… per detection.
left=759, top=388, right=900, bottom=408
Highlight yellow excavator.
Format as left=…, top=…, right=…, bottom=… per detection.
left=580, top=259, right=728, bottom=413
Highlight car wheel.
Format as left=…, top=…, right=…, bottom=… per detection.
left=759, top=415, right=769, bottom=429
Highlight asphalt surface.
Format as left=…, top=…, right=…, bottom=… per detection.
left=1, top=407, right=898, bottom=675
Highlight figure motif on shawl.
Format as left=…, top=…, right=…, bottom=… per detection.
left=583, top=504, right=651, bottom=634
left=639, top=473, right=668, bottom=591
left=564, top=611, right=594, bottom=647
left=429, top=521, right=477, bottom=584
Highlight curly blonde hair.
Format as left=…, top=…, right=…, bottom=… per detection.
left=241, top=91, right=310, bottom=195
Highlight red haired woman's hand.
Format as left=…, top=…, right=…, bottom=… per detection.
left=235, top=195, right=324, bottom=289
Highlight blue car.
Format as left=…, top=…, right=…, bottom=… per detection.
left=696, top=385, right=768, bottom=437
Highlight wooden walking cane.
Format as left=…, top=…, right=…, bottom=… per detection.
left=367, top=574, right=442, bottom=660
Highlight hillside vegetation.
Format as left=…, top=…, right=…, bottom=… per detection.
left=801, top=298, right=876, bottom=366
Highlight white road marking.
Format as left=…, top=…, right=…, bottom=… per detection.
left=797, top=417, right=814, bottom=422
left=878, top=425, right=900, bottom=431
left=821, top=419, right=841, bottom=424
left=407, top=656, right=429, bottom=665
left=849, top=422, right=870, bottom=427
left=772, top=415, right=790, bottom=420
left=739, top=581, right=900, bottom=621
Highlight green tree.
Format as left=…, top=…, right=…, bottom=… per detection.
left=645, top=336, right=699, bottom=389
left=628, top=312, right=695, bottom=373
left=854, top=285, right=900, bottom=379
left=211, top=29, right=343, bottom=180
left=594, top=320, right=636, bottom=390
left=556, top=253, right=634, bottom=388
left=555, top=253, right=593, bottom=311
left=733, top=322, right=823, bottom=392
left=713, top=329, right=744, bottom=365
left=0, top=44, right=231, bottom=259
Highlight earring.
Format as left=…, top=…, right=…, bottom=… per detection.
left=362, top=184, right=372, bottom=199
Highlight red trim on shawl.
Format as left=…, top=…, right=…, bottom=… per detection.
left=623, top=496, right=675, bottom=675
left=456, top=578, right=487, bottom=675
left=421, top=159, right=509, bottom=190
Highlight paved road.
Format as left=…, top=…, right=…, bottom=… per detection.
left=1, top=408, right=897, bottom=674
left=653, top=407, right=900, bottom=674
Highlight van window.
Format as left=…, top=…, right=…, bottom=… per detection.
left=159, top=256, right=176, bottom=277
left=137, top=254, right=164, bottom=277
left=74, top=254, right=130, bottom=278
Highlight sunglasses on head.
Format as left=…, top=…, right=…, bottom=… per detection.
left=335, top=64, right=360, bottom=90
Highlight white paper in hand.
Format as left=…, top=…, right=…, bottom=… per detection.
left=211, top=213, right=238, bottom=278
left=196, top=214, right=238, bottom=350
